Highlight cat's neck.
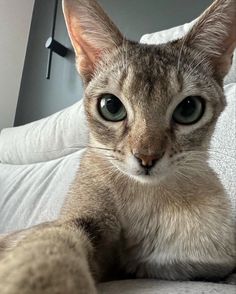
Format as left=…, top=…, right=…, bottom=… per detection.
left=90, top=149, right=223, bottom=204
left=63, top=149, right=225, bottom=223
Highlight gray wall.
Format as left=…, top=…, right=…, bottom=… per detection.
left=0, top=0, right=34, bottom=130
left=99, top=0, right=212, bottom=41
left=15, top=0, right=83, bottom=126
left=15, top=0, right=212, bottom=126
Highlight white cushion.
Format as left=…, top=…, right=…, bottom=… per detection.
left=209, top=83, right=236, bottom=218
left=0, top=150, right=85, bottom=234
left=0, top=99, right=88, bottom=164
left=98, top=280, right=235, bottom=294
left=140, top=21, right=236, bottom=85
left=140, top=20, right=196, bottom=45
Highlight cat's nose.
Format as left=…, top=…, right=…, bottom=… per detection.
left=134, top=152, right=164, bottom=169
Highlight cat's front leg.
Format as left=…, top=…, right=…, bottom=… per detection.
left=0, top=222, right=98, bottom=294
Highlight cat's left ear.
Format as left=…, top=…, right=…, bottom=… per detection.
left=63, top=0, right=124, bottom=83
left=185, top=0, right=236, bottom=81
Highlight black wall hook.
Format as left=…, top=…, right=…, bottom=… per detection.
left=45, top=37, right=68, bottom=57
left=45, top=0, right=68, bottom=80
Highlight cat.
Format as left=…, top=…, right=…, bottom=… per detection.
left=0, top=0, right=235, bottom=293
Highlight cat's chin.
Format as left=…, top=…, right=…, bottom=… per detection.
left=118, top=169, right=167, bottom=185
left=130, top=174, right=166, bottom=185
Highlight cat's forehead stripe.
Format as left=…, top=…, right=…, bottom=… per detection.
left=117, top=45, right=183, bottom=106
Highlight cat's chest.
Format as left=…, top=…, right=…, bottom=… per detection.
left=113, top=177, right=234, bottom=280
left=118, top=188, right=210, bottom=279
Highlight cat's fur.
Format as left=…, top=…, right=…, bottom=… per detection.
left=0, top=0, right=235, bottom=293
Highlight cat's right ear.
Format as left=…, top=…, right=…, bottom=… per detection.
left=184, top=0, right=236, bottom=81
left=63, top=0, right=124, bottom=83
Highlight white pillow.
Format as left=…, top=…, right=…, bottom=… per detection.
left=0, top=99, right=88, bottom=164
left=140, top=21, right=236, bottom=85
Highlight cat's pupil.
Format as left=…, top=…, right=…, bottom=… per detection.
left=106, top=97, right=122, bottom=114
left=179, top=99, right=196, bottom=117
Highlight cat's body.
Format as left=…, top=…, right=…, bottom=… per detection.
left=0, top=0, right=235, bottom=293
left=61, top=149, right=234, bottom=282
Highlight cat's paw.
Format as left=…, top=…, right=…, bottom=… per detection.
left=0, top=231, right=98, bottom=294
left=0, top=268, right=98, bottom=294
left=0, top=254, right=98, bottom=294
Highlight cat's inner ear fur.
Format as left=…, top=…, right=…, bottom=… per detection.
left=63, top=0, right=124, bottom=83
left=185, top=0, right=236, bottom=80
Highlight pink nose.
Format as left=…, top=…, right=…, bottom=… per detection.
left=134, top=153, right=164, bottom=168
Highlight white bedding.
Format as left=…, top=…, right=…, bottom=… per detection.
left=0, top=150, right=84, bottom=233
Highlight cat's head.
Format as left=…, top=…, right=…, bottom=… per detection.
left=63, top=0, right=236, bottom=184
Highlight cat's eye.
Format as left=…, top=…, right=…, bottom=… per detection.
left=98, top=94, right=127, bottom=122
left=172, top=96, right=205, bottom=125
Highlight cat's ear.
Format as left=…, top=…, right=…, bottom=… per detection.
left=185, top=0, right=236, bottom=80
left=63, top=0, right=123, bottom=82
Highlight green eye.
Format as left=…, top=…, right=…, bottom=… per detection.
left=98, top=94, right=127, bottom=122
left=172, top=96, right=205, bottom=125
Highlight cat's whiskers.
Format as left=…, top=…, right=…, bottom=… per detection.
left=184, top=51, right=208, bottom=81
left=208, top=150, right=236, bottom=160
left=183, top=149, right=236, bottom=161
left=87, top=145, right=115, bottom=152
left=102, top=155, right=119, bottom=161
left=210, top=146, right=236, bottom=151
left=171, top=150, right=236, bottom=179
left=174, top=169, right=197, bottom=185
left=89, top=157, right=118, bottom=172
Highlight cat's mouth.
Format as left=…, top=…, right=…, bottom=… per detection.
left=110, top=155, right=168, bottom=184
left=145, top=169, right=151, bottom=176
left=137, top=168, right=152, bottom=177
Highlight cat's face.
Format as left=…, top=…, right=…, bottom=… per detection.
left=84, top=42, right=225, bottom=183
left=63, top=0, right=236, bottom=183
